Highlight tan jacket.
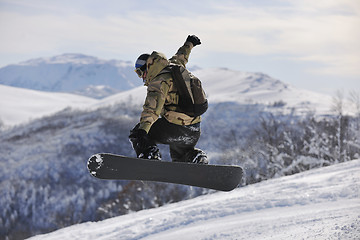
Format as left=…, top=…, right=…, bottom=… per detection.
left=138, top=42, right=201, bottom=133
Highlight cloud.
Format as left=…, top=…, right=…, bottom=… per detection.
left=0, top=0, right=359, bottom=79
left=200, top=0, right=360, bottom=77
left=297, top=54, right=360, bottom=77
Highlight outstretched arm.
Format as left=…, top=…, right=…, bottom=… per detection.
left=169, top=35, right=201, bottom=67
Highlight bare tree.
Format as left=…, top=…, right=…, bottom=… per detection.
left=331, top=90, right=348, bottom=162
left=331, top=90, right=345, bottom=116
left=349, top=90, right=360, bottom=130
left=332, top=90, right=343, bottom=162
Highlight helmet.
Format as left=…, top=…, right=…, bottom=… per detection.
left=135, top=53, right=150, bottom=69
left=134, top=53, right=150, bottom=79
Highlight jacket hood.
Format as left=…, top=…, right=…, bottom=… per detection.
left=144, top=51, right=170, bottom=86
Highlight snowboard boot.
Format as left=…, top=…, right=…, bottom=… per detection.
left=139, top=145, right=162, bottom=160
left=129, top=124, right=161, bottom=160
left=185, top=148, right=208, bottom=164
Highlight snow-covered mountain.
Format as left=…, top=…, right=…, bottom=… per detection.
left=29, top=159, right=360, bottom=240
left=197, top=68, right=334, bottom=113
left=0, top=53, right=141, bottom=98
left=95, top=68, right=336, bottom=115
left=1, top=53, right=347, bottom=127
left=0, top=65, right=343, bottom=127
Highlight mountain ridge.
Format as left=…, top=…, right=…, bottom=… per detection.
left=95, top=67, right=335, bottom=116
left=0, top=53, right=141, bottom=98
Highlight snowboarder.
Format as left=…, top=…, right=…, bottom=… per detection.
left=129, top=35, right=208, bottom=164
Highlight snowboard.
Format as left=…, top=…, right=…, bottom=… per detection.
left=87, top=153, right=243, bottom=191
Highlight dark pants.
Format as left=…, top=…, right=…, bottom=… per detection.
left=148, top=118, right=201, bottom=162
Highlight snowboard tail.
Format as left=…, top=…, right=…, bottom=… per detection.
left=88, top=153, right=243, bottom=191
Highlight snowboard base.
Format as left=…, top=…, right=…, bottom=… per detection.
left=88, top=153, right=243, bottom=191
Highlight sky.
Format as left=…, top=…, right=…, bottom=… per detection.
left=0, top=0, right=359, bottom=95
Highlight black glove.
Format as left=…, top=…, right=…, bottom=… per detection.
left=129, top=124, right=152, bottom=156
left=186, top=35, right=201, bottom=47
left=129, top=127, right=149, bottom=154
left=129, top=125, right=161, bottom=159
left=129, top=127, right=147, bottom=140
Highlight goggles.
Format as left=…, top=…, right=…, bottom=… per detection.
left=134, top=64, right=147, bottom=79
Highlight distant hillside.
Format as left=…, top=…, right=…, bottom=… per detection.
left=0, top=53, right=141, bottom=98
left=1, top=65, right=340, bottom=127
left=0, top=84, right=97, bottom=126
left=96, top=68, right=335, bottom=115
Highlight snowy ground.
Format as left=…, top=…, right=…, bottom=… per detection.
left=0, top=84, right=97, bottom=126
left=29, top=160, right=360, bottom=240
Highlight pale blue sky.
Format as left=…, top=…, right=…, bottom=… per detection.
left=0, top=0, right=359, bottom=94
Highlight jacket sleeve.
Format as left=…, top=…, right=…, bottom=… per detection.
left=138, top=75, right=171, bottom=133
left=169, top=41, right=194, bottom=67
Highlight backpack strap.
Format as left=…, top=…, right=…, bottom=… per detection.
left=170, top=65, right=193, bottom=108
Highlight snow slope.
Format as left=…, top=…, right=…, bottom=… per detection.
left=95, top=68, right=338, bottom=115
left=29, top=159, right=360, bottom=240
left=196, top=68, right=335, bottom=114
left=0, top=84, right=97, bottom=126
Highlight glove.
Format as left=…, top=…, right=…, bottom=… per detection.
left=186, top=35, right=201, bottom=47
left=129, top=127, right=149, bottom=154
left=129, top=125, right=161, bottom=160
left=129, top=127, right=147, bottom=139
